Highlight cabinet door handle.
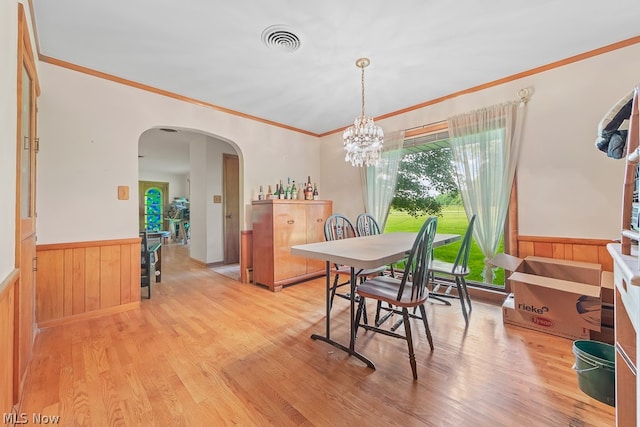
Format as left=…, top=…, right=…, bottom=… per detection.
left=317, top=219, right=323, bottom=223
left=287, top=220, right=294, bottom=224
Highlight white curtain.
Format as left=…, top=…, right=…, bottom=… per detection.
left=447, top=100, right=527, bottom=284
left=361, top=130, right=405, bottom=231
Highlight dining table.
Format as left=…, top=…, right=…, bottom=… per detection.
left=290, top=231, right=460, bottom=370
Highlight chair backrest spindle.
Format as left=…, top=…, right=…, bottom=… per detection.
left=452, top=214, right=476, bottom=273
left=324, top=214, right=357, bottom=241
left=356, top=213, right=381, bottom=236
left=396, top=217, right=438, bottom=302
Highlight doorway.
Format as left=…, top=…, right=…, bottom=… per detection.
left=138, top=128, right=241, bottom=266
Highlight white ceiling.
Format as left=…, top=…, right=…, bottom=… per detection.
left=31, top=0, right=640, bottom=135
left=31, top=1, right=640, bottom=174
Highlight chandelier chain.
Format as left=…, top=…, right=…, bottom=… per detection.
left=360, top=65, right=366, bottom=117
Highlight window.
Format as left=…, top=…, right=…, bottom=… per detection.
left=139, top=181, right=168, bottom=232
left=389, top=130, right=506, bottom=288
left=144, top=187, right=164, bottom=232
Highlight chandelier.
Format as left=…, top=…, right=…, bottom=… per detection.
left=343, top=58, right=384, bottom=167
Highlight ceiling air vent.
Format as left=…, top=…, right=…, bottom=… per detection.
left=261, top=25, right=301, bottom=53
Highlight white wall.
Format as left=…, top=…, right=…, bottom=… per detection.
left=320, top=43, right=640, bottom=240
left=189, top=135, right=207, bottom=261
left=186, top=134, right=237, bottom=264
left=187, top=133, right=239, bottom=264
left=0, top=2, right=18, bottom=281
left=32, top=36, right=640, bottom=246
left=36, top=63, right=321, bottom=245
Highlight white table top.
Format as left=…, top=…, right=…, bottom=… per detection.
left=291, top=232, right=460, bottom=270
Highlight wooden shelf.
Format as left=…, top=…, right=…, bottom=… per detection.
left=612, top=86, right=640, bottom=426
left=609, top=243, right=640, bottom=287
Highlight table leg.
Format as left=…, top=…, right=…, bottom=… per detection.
left=311, top=261, right=331, bottom=341
left=310, top=263, right=375, bottom=370
left=325, top=261, right=331, bottom=339
left=349, top=267, right=356, bottom=350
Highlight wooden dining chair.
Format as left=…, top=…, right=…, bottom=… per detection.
left=140, top=231, right=153, bottom=299
left=354, top=216, right=438, bottom=380
left=428, top=213, right=476, bottom=325
left=355, top=212, right=399, bottom=326
left=324, top=214, right=387, bottom=314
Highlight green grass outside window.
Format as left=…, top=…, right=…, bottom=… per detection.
left=384, top=207, right=505, bottom=286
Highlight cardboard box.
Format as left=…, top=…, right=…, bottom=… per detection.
left=601, top=303, right=614, bottom=326
left=502, top=293, right=590, bottom=340
left=601, top=270, right=614, bottom=305
left=491, top=254, right=603, bottom=333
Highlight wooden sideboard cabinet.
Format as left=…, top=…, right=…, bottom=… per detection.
left=608, top=244, right=638, bottom=426
left=610, top=86, right=639, bottom=426
left=252, top=199, right=332, bottom=292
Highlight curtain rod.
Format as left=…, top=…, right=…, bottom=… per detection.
left=405, top=120, right=447, bottom=132
left=404, top=87, right=532, bottom=137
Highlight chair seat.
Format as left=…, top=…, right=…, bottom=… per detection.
left=430, top=259, right=470, bottom=276
left=357, top=276, right=428, bottom=308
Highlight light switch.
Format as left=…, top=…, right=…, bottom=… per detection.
left=118, top=185, right=129, bottom=200
left=213, top=195, right=222, bottom=203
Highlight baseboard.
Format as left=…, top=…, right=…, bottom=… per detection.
left=468, top=286, right=508, bottom=305
left=190, top=257, right=207, bottom=267
left=37, top=302, right=140, bottom=329
left=431, top=277, right=507, bottom=306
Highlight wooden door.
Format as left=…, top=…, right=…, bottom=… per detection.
left=273, top=204, right=307, bottom=282
left=15, top=5, right=39, bottom=404
left=223, top=154, right=239, bottom=264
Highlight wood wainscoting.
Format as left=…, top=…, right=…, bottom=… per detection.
left=517, top=235, right=615, bottom=271
left=0, top=270, right=18, bottom=415
left=36, top=238, right=142, bottom=329
left=240, top=230, right=252, bottom=283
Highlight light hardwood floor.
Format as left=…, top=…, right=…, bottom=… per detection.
left=18, top=243, right=615, bottom=426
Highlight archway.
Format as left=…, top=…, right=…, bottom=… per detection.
left=138, top=127, right=243, bottom=266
